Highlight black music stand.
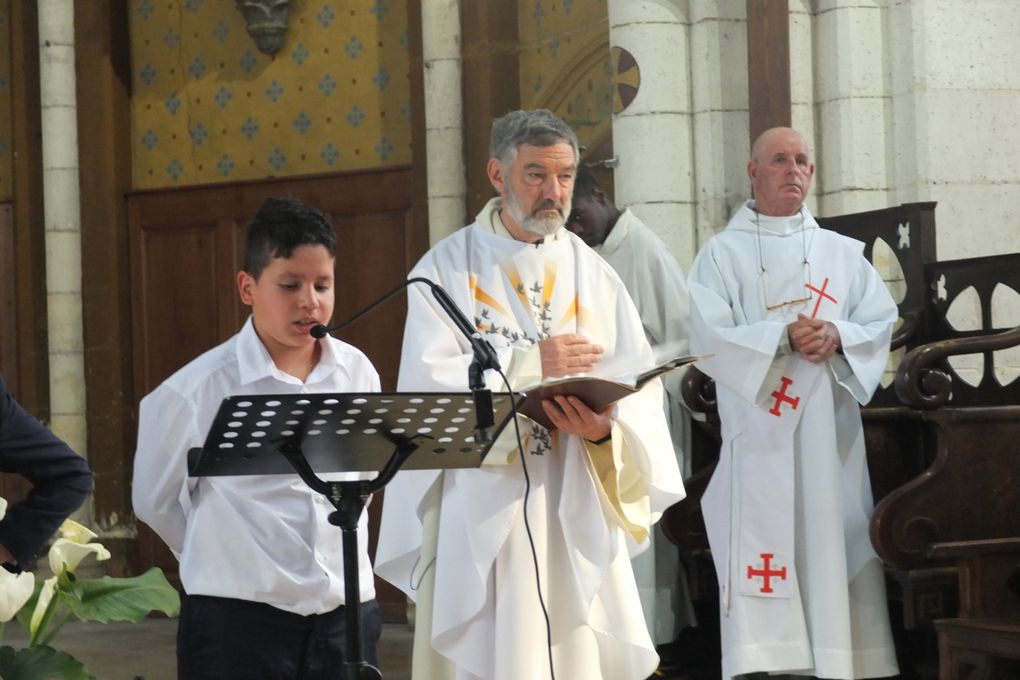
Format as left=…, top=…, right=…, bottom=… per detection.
left=188, top=391, right=518, bottom=680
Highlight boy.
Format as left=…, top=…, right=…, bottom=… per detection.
left=132, top=197, right=382, bottom=679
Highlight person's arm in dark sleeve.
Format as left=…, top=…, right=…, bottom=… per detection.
left=0, top=376, right=93, bottom=570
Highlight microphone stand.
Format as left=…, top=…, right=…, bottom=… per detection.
left=306, top=276, right=503, bottom=677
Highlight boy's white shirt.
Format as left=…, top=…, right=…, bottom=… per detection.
left=132, top=316, right=381, bottom=615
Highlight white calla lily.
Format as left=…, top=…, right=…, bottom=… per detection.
left=57, top=518, right=98, bottom=544
left=46, top=517, right=111, bottom=575
left=0, top=567, right=35, bottom=622
left=0, top=502, right=180, bottom=673
left=29, top=575, right=57, bottom=636
left=0, top=496, right=7, bottom=520
left=48, top=537, right=111, bottom=575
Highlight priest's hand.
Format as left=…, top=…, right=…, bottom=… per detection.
left=539, top=334, right=604, bottom=378
left=541, top=395, right=613, bottom=442
left=788, top=313, right=841, bottom=363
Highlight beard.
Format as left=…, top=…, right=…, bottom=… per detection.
left=504, top=182, right=570, bottom=238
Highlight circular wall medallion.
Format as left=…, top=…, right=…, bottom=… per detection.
left=610, top=46, right=640, bottom=114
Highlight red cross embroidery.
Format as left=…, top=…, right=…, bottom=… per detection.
left=806, top=277, right=837, bottom=319
left=747, top=553, right=788, bottom=594
left=769, top=376, right=800, bottom=416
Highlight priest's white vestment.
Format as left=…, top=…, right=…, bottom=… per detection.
left=375, top=198, right=686, bottom=680
left=593, top=207, right=694, bottom=644
left=687, top=201, right=900, bottom=680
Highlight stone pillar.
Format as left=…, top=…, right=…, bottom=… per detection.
left=887, top=0, right=1020, bottom=385
left=808, top=0, right=890, bottom=215
left=889, top=0, right=1020, bottom=260
left=788, top=0, right=817, bottom=207
left=422, top=0, right=466, bottom=244
left=38, top=1, right=88, bottom=468
left=608, top=0, right=696, bottom=267
left=688, top=1, right=750, bottom=247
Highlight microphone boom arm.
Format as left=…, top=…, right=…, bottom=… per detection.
left=312, top=277, right=501, bottom=371
left=311, top=276, right=503, bottom=443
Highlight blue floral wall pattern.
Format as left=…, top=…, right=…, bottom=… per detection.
left=130, top=0, right=412, bottom=189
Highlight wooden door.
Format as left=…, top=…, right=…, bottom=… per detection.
left=128, top=167, right=424, bottom=621
left=1, top=204, right=16, bottom=388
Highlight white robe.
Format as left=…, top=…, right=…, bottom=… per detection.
left=687, top=201, right=900, bottom=680
left=375, top=198, right=686, bottom=680
left=594, top=208, right=695, bottom=643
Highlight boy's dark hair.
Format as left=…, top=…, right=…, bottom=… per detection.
left=572, top=166, right=601, bottom=199
left=243, top=197, right=337, bottom=279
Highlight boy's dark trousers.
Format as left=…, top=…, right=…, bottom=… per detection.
left=177, top=593, right=382, bottom=679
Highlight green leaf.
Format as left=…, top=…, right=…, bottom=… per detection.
left=60, top=568, right=180, bottom=624
left=0, top=644, right=95, bottom=680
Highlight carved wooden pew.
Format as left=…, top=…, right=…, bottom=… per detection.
left=875, top=253, right=1020, bottom=680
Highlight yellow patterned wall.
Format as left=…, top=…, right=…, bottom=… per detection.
left=0, top=0, right=12, bottom=202
left=130, top=0, right=411, bottom=189
left=518, top=0, right=611, bottom=157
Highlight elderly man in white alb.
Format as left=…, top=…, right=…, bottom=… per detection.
left=375, top=109, right=685, bottom=680
left=687, top=127, right=900, bottom=680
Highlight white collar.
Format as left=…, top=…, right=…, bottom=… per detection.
left=236, top=316, right=342, bottom=386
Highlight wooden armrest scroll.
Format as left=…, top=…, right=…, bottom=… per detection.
left=680, top=366, right=716, bottom=416
left=890, top=310, right=921, bottom=351
left=894, top=324, right=1020, bottom=410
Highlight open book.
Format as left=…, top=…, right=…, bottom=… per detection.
left=515, top=354, right=704, bottom=431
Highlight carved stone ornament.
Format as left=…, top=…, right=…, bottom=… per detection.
left=235, top=0, right=292, bottom=56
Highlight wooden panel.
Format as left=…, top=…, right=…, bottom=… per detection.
left=746, top=0, right=791, bottom=146
left=75, top=0, right=136, bottom=576
left=128, top=167, right=421, bottom=620
left=9, top=0, right=47, bottom=416
left=0, top=203, right=15, bottom=384
left=461, top=1, right=521, bottom=218
left=871, top=408, right=1020, bottom=570
left=131, top=220, right=227, bottom=393
left=406, top=0, right=431, bottom=271
left=330, top=208, right=411, bottom=391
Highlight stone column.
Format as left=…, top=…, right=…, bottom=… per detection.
left=688, top=1, right=750, bottom=247
left=38, top=1, right=88, bottom=468
left=788, top=0, right=817, bottom=207
left=608, top=0, right=696, bottom=267
left=886, top=0, right=1020, bottom=385
left=888, top=0, right=1020, bottom=259
left=808, top=0, right=890, bottom=215
left=607, top=0, right=698, bottom=646
left=422, top=0, right=467, bottom=244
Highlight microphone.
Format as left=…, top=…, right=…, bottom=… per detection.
left=311, top=277, right=501, bottom=441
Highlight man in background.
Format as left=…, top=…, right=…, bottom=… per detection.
left=569, top=168, right=695, bottom=675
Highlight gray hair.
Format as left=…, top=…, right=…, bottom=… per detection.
left=489, top=109, right=579, bottom=167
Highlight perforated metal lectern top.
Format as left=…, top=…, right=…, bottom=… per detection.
left=187, top=392, right=517, bottom=477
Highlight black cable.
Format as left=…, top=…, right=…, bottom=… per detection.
left=312, top=275, right=555, bottom=676
left=496, top=366, right=556, bottom=680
